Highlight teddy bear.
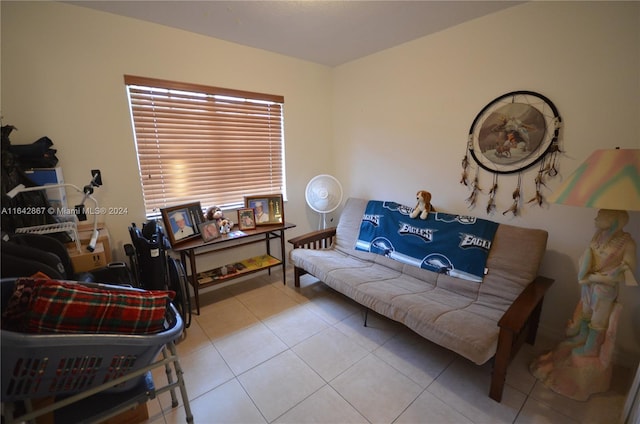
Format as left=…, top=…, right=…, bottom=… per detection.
left=206, top=206, right=223, bottom=221
left=218, top=218, right=233, bottom=234
left=205, top=206, right=234, bottom=233
left=410, top=190, right=435, bottom=220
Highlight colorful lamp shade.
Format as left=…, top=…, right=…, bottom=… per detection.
left=547, top=148, right=640, bottom=211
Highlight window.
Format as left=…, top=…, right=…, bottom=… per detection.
left=124, top=75, right=286, bottom=217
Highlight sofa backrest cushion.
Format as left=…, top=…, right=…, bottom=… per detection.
left=335, top=197, right=548, bottom=305
left=335, top=198, right=377, bottom=260
left=478, top=223, right=548, bottom=308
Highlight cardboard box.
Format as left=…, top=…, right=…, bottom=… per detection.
left=68, top=242, right=107, bottom=272
left=98, top=402, right=149, bottom=424
left=33, top=398, right=148, bottom=424
left=69, top=227, right=112, bottom=262
left=32, top=397, right=55, bottom=424
left=77, top=220, right=106, bottom=232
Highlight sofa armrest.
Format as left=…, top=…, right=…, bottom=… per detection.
left=288, top=227, right=337, bottom=287
left=490, top=275, right=554, bottom=402
left=499, top=275, right=554, bottom=334
left=288, top=227, right=336, bottom=249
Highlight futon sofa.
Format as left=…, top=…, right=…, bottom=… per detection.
left=288, top=197, right=553, bottom=402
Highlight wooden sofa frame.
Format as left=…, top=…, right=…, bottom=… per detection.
left=289, top=227, right=553, bottom=402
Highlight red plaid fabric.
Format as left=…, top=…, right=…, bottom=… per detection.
left=1, top=278, right=38, bottom=331
left=19, top=279, right=175, bottom=335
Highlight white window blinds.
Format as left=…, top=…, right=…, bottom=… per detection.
left=124, top=75, right=285, bottom=216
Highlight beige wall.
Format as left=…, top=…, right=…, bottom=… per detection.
left=2, top=1, right=639, bottom=364
left=1, top=0, right=333, bottom=257
left=332, top=1, right=640, bottom=364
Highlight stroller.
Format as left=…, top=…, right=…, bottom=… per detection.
left=126, top=220, right=191, bottom=328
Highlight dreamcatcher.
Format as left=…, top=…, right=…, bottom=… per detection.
left=461, top=91, right=563, bottom=216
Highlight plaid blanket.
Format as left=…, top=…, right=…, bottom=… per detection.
left=355, top=200, right=499, bottom=282
left=3, top=278, right=175, bottom=334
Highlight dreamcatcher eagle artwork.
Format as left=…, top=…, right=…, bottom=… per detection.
left=461, top=91, right=563, bottom=216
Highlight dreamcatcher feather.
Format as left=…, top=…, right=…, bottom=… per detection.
left=461, top=91, right=563, bottom=216
left=503, top=174, right=522, bottom=216
left=486, top=173, right=498, bottom=215
left=466, top=167, right=481, bottom=208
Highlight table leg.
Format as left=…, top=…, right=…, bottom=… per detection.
left=266, top=233, right=272, bottom=277
left=280, top=229, right=287, bottom=285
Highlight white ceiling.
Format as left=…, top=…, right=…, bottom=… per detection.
left=69, top=1, right=523, bottom=67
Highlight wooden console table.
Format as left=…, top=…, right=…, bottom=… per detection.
left=172, top=223, right=296, bottom=314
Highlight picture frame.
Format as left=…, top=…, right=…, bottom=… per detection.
left=160, top=202, right=205, bottom=247
left=244, top=194, right=284, bottom=226
left=237, top=208, right=256, bottom=230
left=198, top=221, right=220, bottom=242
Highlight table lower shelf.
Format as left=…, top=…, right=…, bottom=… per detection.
left=196, top=254, right=281, bottom=286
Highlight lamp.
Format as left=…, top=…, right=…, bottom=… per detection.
left=547, top=148, right=640, bottom=211
left=530, top=148, right=639, bottom=401
left=548, top=148, right=639, bottom=284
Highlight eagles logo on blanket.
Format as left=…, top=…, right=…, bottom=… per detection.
left=355, top=201, right=499, bottom=282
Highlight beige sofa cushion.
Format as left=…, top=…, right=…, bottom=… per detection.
left=290, top=197, right=548, bottom=364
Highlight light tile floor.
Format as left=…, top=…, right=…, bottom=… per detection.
left=146, top=269, right=632, bottom=424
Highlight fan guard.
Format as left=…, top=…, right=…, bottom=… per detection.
left=305, top=174, right=343, bottom=228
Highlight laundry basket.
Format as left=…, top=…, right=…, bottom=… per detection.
left=0, top=278, right=183, bottom=402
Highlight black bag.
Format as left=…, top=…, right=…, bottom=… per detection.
left=1, top=233, right=133, bottom=285
left=1, top=238, right=67, bottom=279
left=1, top=126, right=68, bottom=242
left=8, top=136, right=59, bottom=168
left=5, top=233, right=74, bottom=277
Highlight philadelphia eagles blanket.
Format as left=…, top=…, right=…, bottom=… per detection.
left=355, top=200, right=499, bottom=282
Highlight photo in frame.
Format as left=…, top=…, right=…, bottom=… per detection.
left=160, top=202, right=205, bottom=247
left=198, top=221, right=220, bottom=242
left=237, top=208, right=256, bottom=230
left=466, top=90, right=561, bottom=175
left=244, top=194, right=284, bottom=226
left=462, top=90, right=563, bottom=216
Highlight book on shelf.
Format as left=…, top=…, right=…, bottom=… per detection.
left=197, top=254, right=280, bottom=284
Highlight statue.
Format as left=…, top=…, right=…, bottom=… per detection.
left=530, top=209, right=637, bottom=401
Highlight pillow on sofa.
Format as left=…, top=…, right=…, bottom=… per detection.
left=2, top=277, right=175, bottom=334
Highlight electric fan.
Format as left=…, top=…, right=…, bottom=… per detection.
left=305, top=174, right=343, bottom=229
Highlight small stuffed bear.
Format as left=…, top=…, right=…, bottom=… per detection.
left=410, top=190, right=434, bottom=220
left=206, top=206, right=234, bottom=233
left=219, top=218, right=232, bottom=234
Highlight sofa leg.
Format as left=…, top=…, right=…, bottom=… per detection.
left=490, top=328, right=514, bottom=402
left=294, top=267, right=302, bottom=287
left=363, top=308, right=369, bottom=327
